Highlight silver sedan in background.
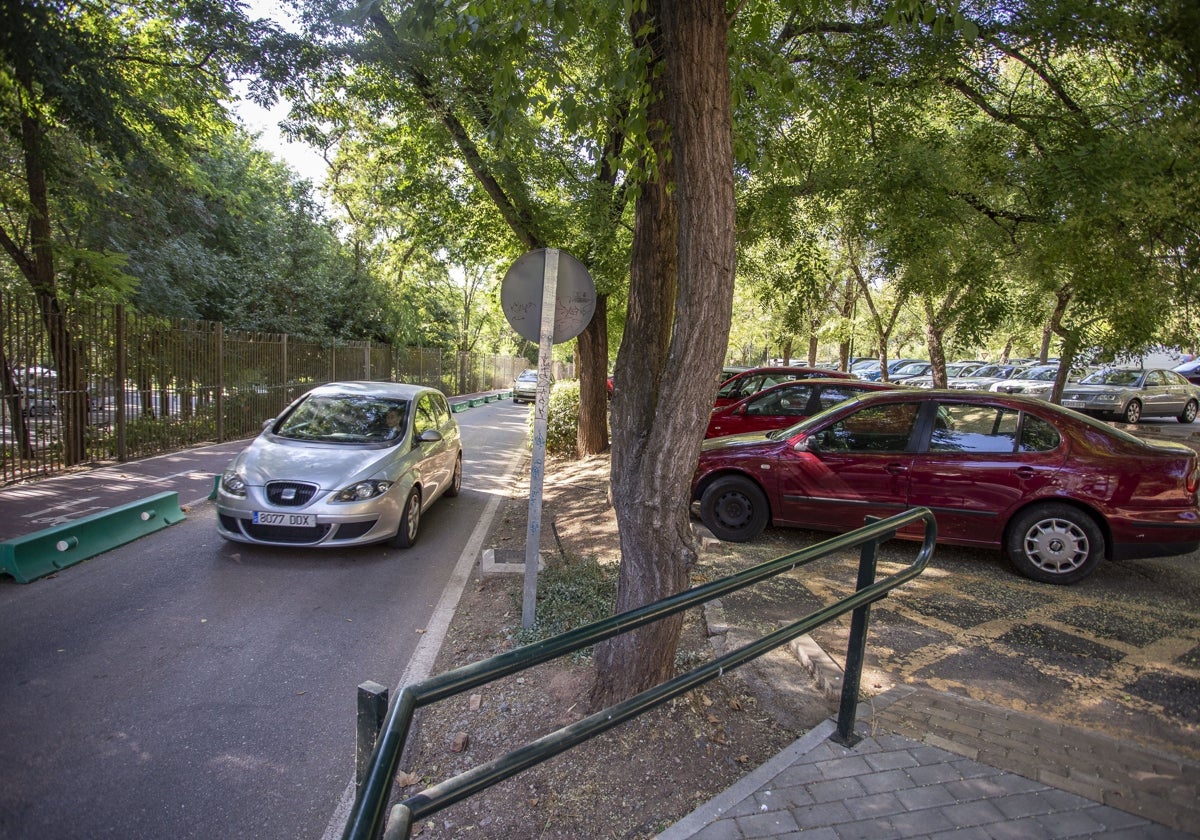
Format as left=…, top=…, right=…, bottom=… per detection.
left=216, top=381, right=462, bottom=549
left=1060, top=368, right=1200, bottom=424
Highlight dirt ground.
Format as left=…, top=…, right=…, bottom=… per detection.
left=389, top=454, right=836, bottom=840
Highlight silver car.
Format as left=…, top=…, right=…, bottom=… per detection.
left=216, top=381, right=462, bottom=548
left=1060, top=368, right=1200, bottom=424
left=512, top=368, right=540, bottom=404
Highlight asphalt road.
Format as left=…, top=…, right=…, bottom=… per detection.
left=0, top=400, right=531, bottom=840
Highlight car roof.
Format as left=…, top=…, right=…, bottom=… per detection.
left=305, top=381, right=432, bottom=400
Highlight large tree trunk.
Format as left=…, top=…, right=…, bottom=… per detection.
left=17, top=86, right=88, bottom=465
left=592, top=0, right=736, bottom=709
left=576, top=294, right=609, bottom=455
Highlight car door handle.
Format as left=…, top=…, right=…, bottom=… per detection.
left=1015, top=466, right=1035, bottom=479
left=885, top=463, right=908, bottom=475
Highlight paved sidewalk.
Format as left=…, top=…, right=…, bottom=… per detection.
left=0, top=439, right=249, bottom=543
left=658, top=685, right=1199, bottom=839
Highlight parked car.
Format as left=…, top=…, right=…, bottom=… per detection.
left=512, top=368, right=541, bottom=404
left=890, top=361, right=933, bottom=381
left=947, top=363, right=1030, bottom=390
left=901, top=362, right=982, bottom=388
left=714, top=366, right=853, bottom=407
left=1060, top=368, right=1200, bottom=423
left=706, top=379, right=896, bottom=438
left=216, top=381, right=462, bottom=549
left=856, top=359, right=927, bottom=382
left=988, top=364, right=1063, bottom=397
left=1173, top=358, right=1200, bottom=386
left=691, top=389, right=1200, bottom=584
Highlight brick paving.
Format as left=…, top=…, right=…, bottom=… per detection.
left=657, top=685, right=1199, bottom=840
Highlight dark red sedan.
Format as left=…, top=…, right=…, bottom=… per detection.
left=706, top=379, right=896, bottom=439
left=691, top=389, right=1200, bottom=584
left=714, top=365, right=853, bottom=407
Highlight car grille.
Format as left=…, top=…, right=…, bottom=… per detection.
left=242, top=522, right=332, bottom=543
left=266, top=481, right=318, bottom=506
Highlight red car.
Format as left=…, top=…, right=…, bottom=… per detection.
left=706, top=379, right=896, bottom=439
left=714, top=366, right=853, bottom=407
left=691, top=389, right=1200, bottom=584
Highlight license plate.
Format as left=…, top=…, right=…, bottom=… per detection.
left=1062, top=399, right=1085, bottom=409
left=253, top=511, right=315, bottom=527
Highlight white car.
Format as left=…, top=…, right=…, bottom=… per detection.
left=216, top=381, right=462, bottom=548
left=988, top=364, right=1062, bottom=398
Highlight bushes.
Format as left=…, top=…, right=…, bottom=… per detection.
left=527, top=379, right=581, bottom=457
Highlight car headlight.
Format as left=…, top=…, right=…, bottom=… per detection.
left=221, top=470, right=247, bottom=497
left=1094, top=393, right=1118, bottom=402
left=332, top=479, right=393, bottom=502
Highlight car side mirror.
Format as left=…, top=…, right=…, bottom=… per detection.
left=262, top=419, right=273, bottom=431
left=794, top=435, right=818, bottom=453
left=418, top=429, right=444, bottom=443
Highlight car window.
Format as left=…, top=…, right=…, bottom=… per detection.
left=1165, top=370, right=1189, bottom=386
left=1144, top=370, right=1165, bottom=387
left=413, top=394, right=438, bottom=439
left=813, top=385, right=868, bottom=412
left=432, top=393, right=451, bottom=426
left=1083, top=369, right=1142, bottom=386
left=818, top=402, right=919, bottom=452
left=746, top=384, right=813, bottom=416
left=1018, top=413, right=1060, bottom=452
left=277, top=395, right=409, bottom=443
left=928, top=404, right=1019, bottom=453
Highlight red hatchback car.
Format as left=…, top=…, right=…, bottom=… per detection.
left=691, top=389, right=1200, bottom=584
left=706, top=379, right=897, bottom=439
left=714, top=366, right=853, bottom=407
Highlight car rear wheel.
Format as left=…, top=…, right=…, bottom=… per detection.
left=699, top=476, right=769, bottom=542
left=1122, top=400, right=1142, bottom=423
left=1178, top=400, right=1198, bottom=424
left=1004, top=503, right=1104, bottom=584
left=390, top=487, right=421, bottom=549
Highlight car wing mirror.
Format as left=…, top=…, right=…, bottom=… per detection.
left=418, top=429, right=444, bottom=443
left=262, top=419, right=273, bottom=431
left=794, top=435, right=818, bottom=453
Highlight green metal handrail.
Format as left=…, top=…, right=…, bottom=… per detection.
left=343, top=507, right=936, bottom=840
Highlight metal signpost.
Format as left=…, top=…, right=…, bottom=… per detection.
left=501, top=248, right=595, bottom=629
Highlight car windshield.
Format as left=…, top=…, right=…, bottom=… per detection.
left=1081, top=369, right=1144, bottom=386
left=517, top=371, right=538, bottom=382
left=969, top=365, right=1007, bottom=378
left=275, top=394, right=410, bottom=443
left=1023, top=367, right=1059, bottom=381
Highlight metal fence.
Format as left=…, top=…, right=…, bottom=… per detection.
left=1, top=290, right=563, bottom=486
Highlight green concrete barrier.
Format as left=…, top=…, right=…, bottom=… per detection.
left=450, top=402, right=468, bottom=413
left=469, top=397, right=485, bottom=407
left=0, top=491, right=187, bottom=584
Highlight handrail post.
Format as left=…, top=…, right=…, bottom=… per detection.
left=831, top=525, right=883, bottom=746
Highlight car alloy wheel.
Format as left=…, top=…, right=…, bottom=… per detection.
left=1179, top=400, right=1198, bottom=424
left=1005, top=503, right=1104, bottom=584
left=390, top=487, right=422, bottom=548
left=445, top=453, right=462, bottom=497
left=1122, top=400, right=1142, bottom=424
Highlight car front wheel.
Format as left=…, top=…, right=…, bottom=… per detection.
left=1178, top=400, right=1198, bottom=424
left=699, top=476, right=769, bottom=542
left=1122, top=400, right=1142, bottom=423
left=1004, top=503, right=1104, bottom=584
left=390, top=487, right=421, bottom=549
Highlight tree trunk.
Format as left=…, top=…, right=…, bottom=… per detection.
left=18, top=88, right=88, bottom=465
left=576, top=294, right=609, bottom=455
left=592, top=0, right=735, bottom=709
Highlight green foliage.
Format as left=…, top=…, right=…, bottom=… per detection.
left=512, top=553, right=617, bottom=659
left=529, top=379, right=582, bottom=458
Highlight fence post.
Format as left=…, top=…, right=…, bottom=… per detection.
left=356, top=681, right=389, bottom=790
left=831, top=528, right=881, bottom=747
left=115, top=305, right=127, bottom=462
left=215, top=323, right=224, bottom=442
